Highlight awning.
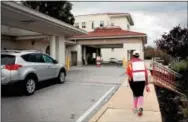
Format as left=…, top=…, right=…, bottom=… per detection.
left=1, top=2, right=87, bottom=37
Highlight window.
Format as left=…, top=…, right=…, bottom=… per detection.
left=42, top=55, right=54, bottom=63
left=82, top=22, right=86, bottom=28
left=35, top=54, right=45, bottom=63
left=22, top=54, right=30, bottom=62
left=92, top=21, right=94, bottom=29
left=22, top=54, right=44, bottom=63
left=1, top=55, right=15, bottom=65
left=100, top=21, right=104, bottom=27
left=74, top=22, right=79, bottom=28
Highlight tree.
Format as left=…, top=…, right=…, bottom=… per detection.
left=155, top=26, right=188, bottom=60
left=144, top=46, right=155, bottom=59
left=144, top=46, right=172, bottom=65
left=22, top=1, right=75, bottom=25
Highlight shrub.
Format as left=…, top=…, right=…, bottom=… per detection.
left=169, top=60, right=188, bottom=95
left=170, top=60, right=188, bottom=73
left=169, top=60, right=188, bottom=120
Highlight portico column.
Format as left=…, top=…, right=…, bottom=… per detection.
left=77, top=45, right=82, bottom=66
left=57, top=36, right=65, bottom=65
left=83, top=46, right=87, bottom=65
left=50, top=36, right=56, bottom=59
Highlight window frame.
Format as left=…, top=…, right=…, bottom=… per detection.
left=74, top=22, right=79, bottom=28
left=82, top=22, right=86, bottom=28
left=92, top=21, right=94, bottom=29
left=100, top=21, right=104, bottom=27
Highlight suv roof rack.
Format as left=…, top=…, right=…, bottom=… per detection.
left=1, top=50, right=43, bottom=53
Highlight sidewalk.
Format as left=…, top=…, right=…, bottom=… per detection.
left=89, top=70, right=162, bottom=122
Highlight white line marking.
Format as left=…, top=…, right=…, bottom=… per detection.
left=76, top=86, right=116, bottom=122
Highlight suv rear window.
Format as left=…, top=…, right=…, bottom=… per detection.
left=1, top=55, right=15, bottom=65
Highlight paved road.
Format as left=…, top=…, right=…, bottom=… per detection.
left=2, top=66, right=125, bottom=122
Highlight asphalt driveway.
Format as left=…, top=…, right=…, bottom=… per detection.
left=2, top=65, right=125, bottom=122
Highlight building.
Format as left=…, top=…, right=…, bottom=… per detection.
left=69, top=26, right=147, bottom=65
left=1, top=2, right=147, bottom=67
left=73, top=13, right=146, bottom=63
left=74, top=13, right=134, bottom=32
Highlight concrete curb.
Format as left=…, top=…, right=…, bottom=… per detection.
left=76, top=85, right=120, bottom=122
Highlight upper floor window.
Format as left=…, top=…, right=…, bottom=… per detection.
left=82, top=22, right=86, bottom=28
left=74, top=22, right=79, bottom=28
left=100, top=21, right=104, bottom=27
left=92, top=21, right=94, bottom=29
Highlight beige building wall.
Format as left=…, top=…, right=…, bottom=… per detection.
left=16, top=40, right=49, bottom=52
left=1, top=35, right=49, bottom=52
left=101, top=48, right=124, bottom=62
left=74, top=14, right=130, bottom=32
left=66, top=45, right=82, bottom=65
left=101, top=39, right=144, bottom=62
left=110, top=16, right=130, bottom=30
left=123, top=39, right=144, bottom=60
left=1, top=35, right=17, bottom=49
left=77, top=38, right=144, bottom=62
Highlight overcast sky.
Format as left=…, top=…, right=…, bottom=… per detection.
left=70, top=2, right=188, bottom=46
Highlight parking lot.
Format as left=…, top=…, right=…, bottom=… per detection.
left=2, top=66, right=125, bottom=122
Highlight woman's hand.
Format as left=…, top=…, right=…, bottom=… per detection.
left=146, top=85, right=150, bottom=92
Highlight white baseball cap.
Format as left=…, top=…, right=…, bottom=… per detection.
left=132, top=50, right=140, bottom=57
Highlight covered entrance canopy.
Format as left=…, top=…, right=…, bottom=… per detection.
left=2, top=2, right=86, bottom=37
left=69, top=27, right=147, bottom=64
left=1, top=2, right=86, bottom=65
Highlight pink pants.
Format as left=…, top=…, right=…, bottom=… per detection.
left=134, top=96, right=144, bottom=108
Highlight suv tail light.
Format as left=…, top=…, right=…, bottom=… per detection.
left=5, top=64, right=22, bottom=70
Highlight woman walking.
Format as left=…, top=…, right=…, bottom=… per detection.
left=126, top=50, right=150, bottom=116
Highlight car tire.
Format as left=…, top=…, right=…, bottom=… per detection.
left=23, top=76, right=37, bottom=96
left=57, top=70, right=66, bottom=84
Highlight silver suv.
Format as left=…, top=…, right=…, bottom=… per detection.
left=1, top=50, right=66, bottom=95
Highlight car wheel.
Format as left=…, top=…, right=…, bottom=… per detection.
left=23, top=76, right=37, bottom=95
left=58, top=71, right=65, bottom=84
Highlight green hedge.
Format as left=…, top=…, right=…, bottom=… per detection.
left=169, top=60, right=188, bottom=120
left=170, top=60, right=188, bottom=73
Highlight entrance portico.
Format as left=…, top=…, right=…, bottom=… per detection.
left=1, top=2, right=86, bottom=66
left=69, top=27, right=147, bottom=65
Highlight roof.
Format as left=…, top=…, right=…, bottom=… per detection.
left=70, top=27, right=146, bottom=40
left=75, top=12, right=134, bottom=25
left=75, top=12, right=129, bottom=16
left=2, top=2, right=87, bottom=36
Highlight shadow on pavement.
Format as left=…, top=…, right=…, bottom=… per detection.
left=2, top=80, right=58, bottom=97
